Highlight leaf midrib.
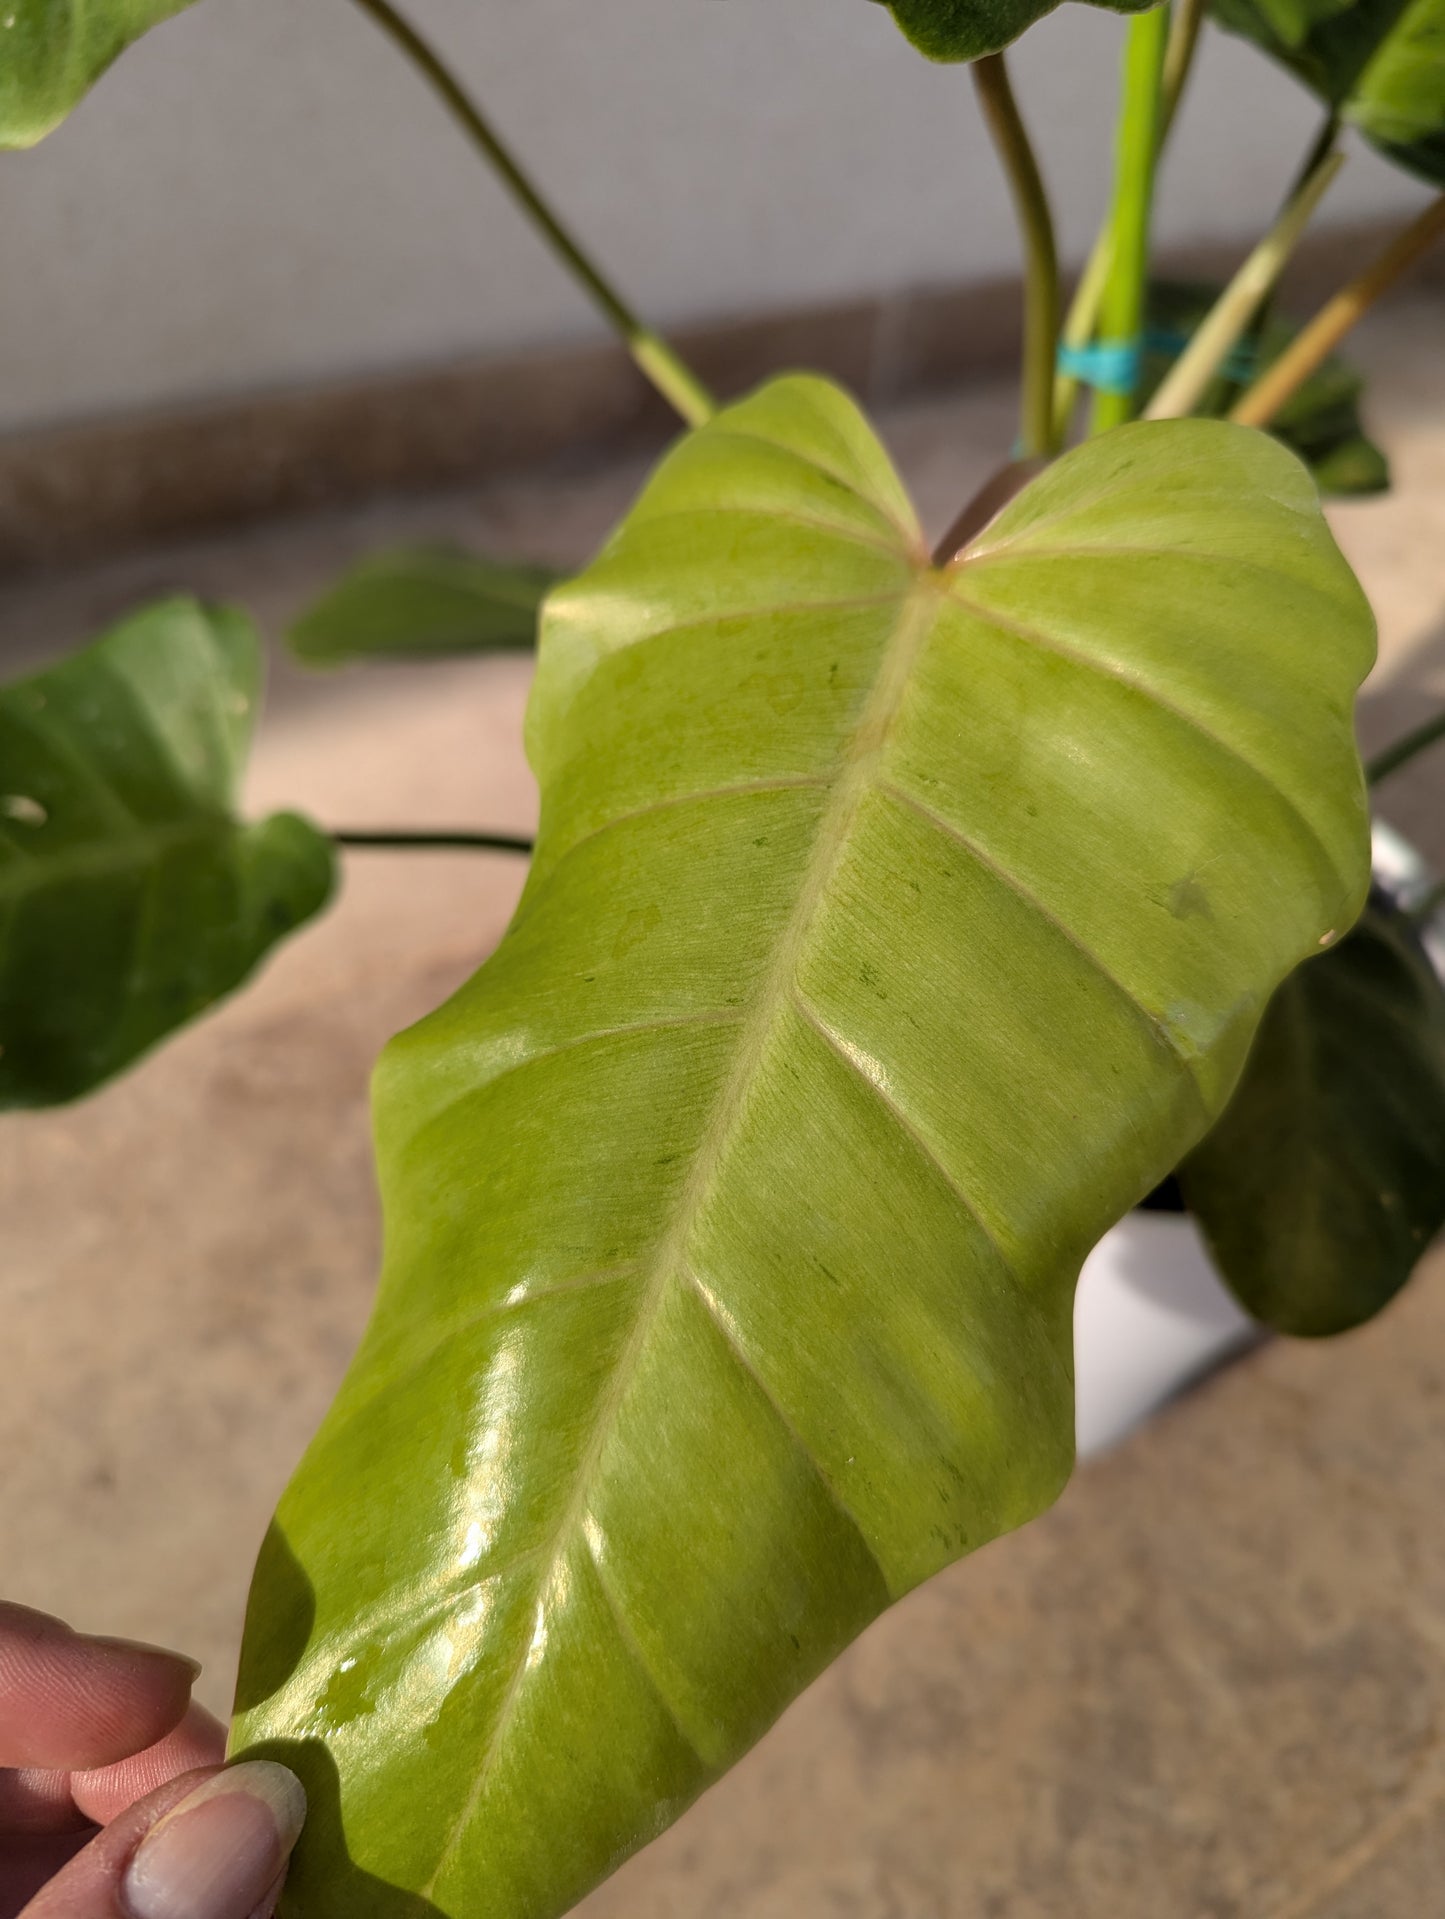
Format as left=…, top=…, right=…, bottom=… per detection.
left=417, top=571, right=943, bottom=1901
left=0, top=812, right=234, bottom=906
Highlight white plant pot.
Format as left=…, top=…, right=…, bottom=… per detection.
left=1073, top=1212, right=1259, bottom=1459
left=1072, top=820, right=1434, bottom=1460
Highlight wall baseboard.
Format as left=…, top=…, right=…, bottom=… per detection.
left=1, top=223, right=1437, bottom=576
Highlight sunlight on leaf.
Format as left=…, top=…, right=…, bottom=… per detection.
left=233, top=378, right=1373, bottom=1919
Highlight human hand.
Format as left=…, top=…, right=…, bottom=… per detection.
left=1, top=1603, right=304, bottom=1919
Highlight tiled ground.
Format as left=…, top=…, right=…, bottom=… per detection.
left=2, top=293, right=1444, bottom=1915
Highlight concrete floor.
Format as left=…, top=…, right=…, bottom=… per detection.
left=2, top=296, right=1444, bottom=1915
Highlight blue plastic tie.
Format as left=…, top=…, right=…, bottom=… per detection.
left=1143, top=326, right=1261, bottom=386
left=1055, top=337, right=1143, bottom=395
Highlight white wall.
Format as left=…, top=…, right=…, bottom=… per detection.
left=0, top=0, right=1430, bottom=434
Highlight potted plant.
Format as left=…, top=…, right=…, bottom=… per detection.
left=2, top=0, right=1443, bottom=1913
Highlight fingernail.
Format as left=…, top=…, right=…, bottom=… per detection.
left=122, top=1762, right=306, bottom=1919
left=90, top=1635, right=204, bottom=1683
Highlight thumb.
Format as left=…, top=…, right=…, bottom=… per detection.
left=19, top=1762, right=305, bottom=1919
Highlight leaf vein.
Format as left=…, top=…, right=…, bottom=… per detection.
left=323, top=1263, right=646, bottom=1443
left=582, top=1530, right=710, bottom=1767
left=543, top=775, right=830, bottom=877
left=960, top=540, right=1351, bottom=609
left=0, top=818, right=229, bottom=908
left=405, top=1010, right=747, bottom=1147
left=880, top=780, right=1210, bottom=1107
left=544, top=591, right=904, bottom=674
left=789, top=989, right=1022, bottom=1288
left=622, top=501, right=909, bottom=559
left=700, top=425, right=921, bottom=549
left=417, top=580, right=941, bottom=1896
left=685, top=1265, right=890, bottom=1594
left=942, top=587, right=1353, bottom=895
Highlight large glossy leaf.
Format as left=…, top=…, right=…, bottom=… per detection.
left=288, top=548, right=558, bottom=668
left=877, top=0, right=1157, bottom=60
left=0, top=597, right=334, bottom=1108
left=231, top=379, right=1373, bottom=1919
left=1211, top=0, right=1445, bottom=186
left=0, top=0, right=199, bottom=149
left=1143, top=280, right=1390, bottom=497
left=1180, top=899, right=1445, bottom=1334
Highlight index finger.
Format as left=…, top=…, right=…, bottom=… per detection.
left=0, top=1606, right=200, bottom=1773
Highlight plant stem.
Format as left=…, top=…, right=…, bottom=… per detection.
left=932, top=456, right=1049, bottom=563
left=1158, top=0, right=1207, bottom=140
left=972, top=53, right=1061, bottom=458
left=1144, top=147, right=1343, bottom=419
left=1090, top=7, right=1170, bottom=434
left=1053, top=0, right=1203, bottom=440
left=1053, top=236, right=1114, bottom=443
left=1232, top=192, right=1445, bottom=429
left=332, top=829, right=535, bottom=853
left=1366, top=709, right=1445, bottom=786
left=1292, top=109, right=1346, bottom=204
left=348, top=0, right=715, bottom=427
left=1216, top=108, right=1340, bottom=411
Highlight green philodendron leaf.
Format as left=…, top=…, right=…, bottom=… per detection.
left=1180, top=900, right=1445, bottom=1335
left=1142, top=280, right=1391, bottom=497
left=1349, top=0, right=1445, bottom=179
left=231, top=378, right=1373, bottom=1919
left=877, top=0, right=1157, bottom=60
left=1309, top=432, right=1392, bottom=494
left=0, top=597, right=335, bottom=1108
left=288, top=548, right=559, bottom=668
left=0, top=0, right=199, bottom=149
left=1211, top=0, right=1445, bottom=186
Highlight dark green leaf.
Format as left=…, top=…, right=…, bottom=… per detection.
left=875, top=0, right=1156, bottom=61
left=1211, top=0, right=1445, bottom=186
left=1348, top=0, right=1445, bottom=181
left=1309, top=432, right=1391, bottom=494
left=0, top=597, right=335, bottom=1108
left=231, top=378, right=1372, bottom=1919
left=0, top=0, right=199, bottom=149
left=1141, top=280, right=1391, bottom=497
left=288, top=548, right=558, bottom=668
left=1179, top=900, right=1445, bottom=1335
